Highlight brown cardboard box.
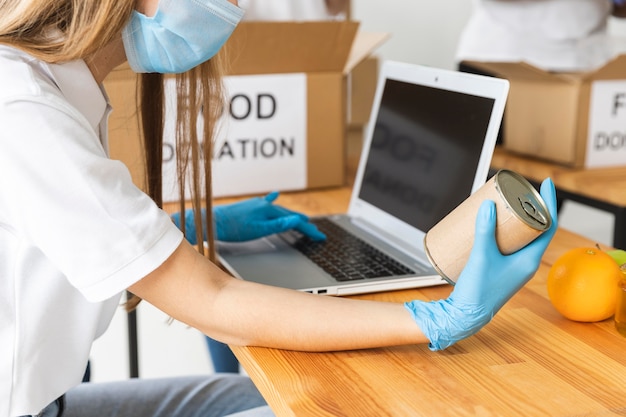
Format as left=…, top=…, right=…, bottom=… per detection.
left=105, top=22, right=387, bottom=199
left=348, top=55, right=379, bottom=127
left=467, top=57, right=626, bottom=168
left=345, top=54, right=380, bottom=185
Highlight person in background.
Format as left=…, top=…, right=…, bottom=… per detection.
left=456, top=0, right=626, bottom=145
left=238, top=0, right=348, bottom=21
left=457, top=0, right=626, bottom=73
left=1, top=0, right=558, bottom=416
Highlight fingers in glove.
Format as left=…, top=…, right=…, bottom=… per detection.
left=262, top=192, right=315, bottom=225
left=470, top=200, right=499, bottom=257
left=260, top=216, right=326, bottom=241
left=269, top=203, right=310, bottom=223
left=260, top=198, right=325, bottom=240
left=264, top=191, right=280, bottom=203
left=540, top=178, right=558, bottom=231
left=295, top=221, right=326, bottom=241
left=257, top=215, right=310, bottom=236
left=519, top=178, right=558, bottom=258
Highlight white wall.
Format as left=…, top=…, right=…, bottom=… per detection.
left=352, top=0, right=473, bottom=70
left=89, top=302, right=213, bottom=382
left=89, top=2, right=626, bottom=383
left=351, top=0, right=626, bottom=70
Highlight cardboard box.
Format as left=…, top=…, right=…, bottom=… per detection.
left=105, top=22, right=387, bottom=199
left=467, top=57, right=626, bottom=168
left=348, top=55, right=379, bottom=127
left=345, top=55, right=380, bottom=186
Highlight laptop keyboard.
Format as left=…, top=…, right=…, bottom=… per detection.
left=288, top=218, right=416, bottom=282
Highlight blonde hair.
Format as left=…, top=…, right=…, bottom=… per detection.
left=0, top=0, right=135, bottom=62
left=0, top=0, right=223, bottom=310
left=139, top=63, right=224, bottom=260
left=127, top=62, right=223, bottom=311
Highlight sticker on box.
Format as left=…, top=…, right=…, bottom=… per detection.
left=162, top=73, right=308, bottom=200
left=586, top=80, right=626, bottom=168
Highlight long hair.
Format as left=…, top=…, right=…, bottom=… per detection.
left=129, top=61, right=223, bottom=311
left=141, top=64, right=224, bottom=254
left=0, top=0, right=134, bottom=62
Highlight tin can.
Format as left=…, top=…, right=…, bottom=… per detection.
left=424, top=169, right=551, bottom=285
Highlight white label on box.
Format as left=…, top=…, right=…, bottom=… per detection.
left=162, top=73, right=307, bottom=201
left=586, top=80, right=626, bottom=168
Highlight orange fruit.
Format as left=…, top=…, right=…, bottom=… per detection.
left=547, top=247, right=622, bottom=322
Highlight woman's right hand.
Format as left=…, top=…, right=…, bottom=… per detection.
left=405, top=178, right=558, bottom=350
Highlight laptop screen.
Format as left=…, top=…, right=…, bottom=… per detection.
left=357, top=78, right=496, bottom=232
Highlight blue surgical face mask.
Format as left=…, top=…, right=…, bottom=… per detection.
left=122, top=0, right=244, bottom=73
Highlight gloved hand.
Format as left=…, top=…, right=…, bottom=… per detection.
left=171, top=191, right=326, bottom=244
left=405, top=178, right=558, bottom=351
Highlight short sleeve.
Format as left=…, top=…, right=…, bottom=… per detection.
left=0, top=93, right=183, bottom=302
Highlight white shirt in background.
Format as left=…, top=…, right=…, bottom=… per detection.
left=457, top=0, right=616, bottom=71
left=238, top=0, right=344, bottom=21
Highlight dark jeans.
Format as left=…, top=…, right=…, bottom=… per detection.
left=206, top=336, right=240, bottom=373
left=20, top=395, right=64, bottom=417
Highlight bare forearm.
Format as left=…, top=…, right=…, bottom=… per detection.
left=210, top=279, right=425, bottom=350
left=130, top=242, right=428, bottom=351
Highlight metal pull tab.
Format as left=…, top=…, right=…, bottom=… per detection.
left=518, top=196, right=547, bottom=227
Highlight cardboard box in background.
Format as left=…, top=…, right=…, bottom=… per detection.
left=105, top=67, right=146, bottom=191
left=348, top=55, right=379, bottom=127
left=105, top=22, right=387, bottom=200
left=346, top=55, right=379, bottom=184
left=468, top=57, right=626, bottom=169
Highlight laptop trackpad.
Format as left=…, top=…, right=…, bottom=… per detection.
left=217, top=236, right=336, bottom=290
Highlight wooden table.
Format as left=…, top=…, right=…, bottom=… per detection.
left=229, top=186, right=626, bottom=417
left=490, top=147, right=626, bottom=250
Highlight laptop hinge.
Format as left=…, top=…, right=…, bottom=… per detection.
left=350, top=217, right=429, bottom=265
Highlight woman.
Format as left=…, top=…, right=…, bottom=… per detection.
left=0, top=0, right=558, bottom=416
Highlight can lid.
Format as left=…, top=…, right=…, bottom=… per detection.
left=494, top=170, right=552, bottom=231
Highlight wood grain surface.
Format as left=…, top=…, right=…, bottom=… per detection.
left=491, top=147, right=626, bottom=208
left=225, top=186, right=626, bottom=417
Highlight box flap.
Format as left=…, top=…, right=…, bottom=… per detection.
left=343, top=31, right=389, bottom=75
left=464, top=61, right=576, bottom=83
left=225, top=21, right=359, bottom=75
left=585, top=54, right=626, bottom=80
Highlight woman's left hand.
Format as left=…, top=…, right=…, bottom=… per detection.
left=171, top=191, right=326, bottom=244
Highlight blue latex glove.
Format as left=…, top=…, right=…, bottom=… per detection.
left=405, top=178, right=558, bottom=351
left=171, top=191, right=326, bottom=244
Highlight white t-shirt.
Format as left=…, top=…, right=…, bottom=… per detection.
left=0, top=45, right=183, bottom=416
left=456, top=0, right=615, bottom=71
left=238, top=0, right=340, bottom=21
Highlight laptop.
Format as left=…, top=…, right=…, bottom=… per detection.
left=217, top=60, right=509, bottom=296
